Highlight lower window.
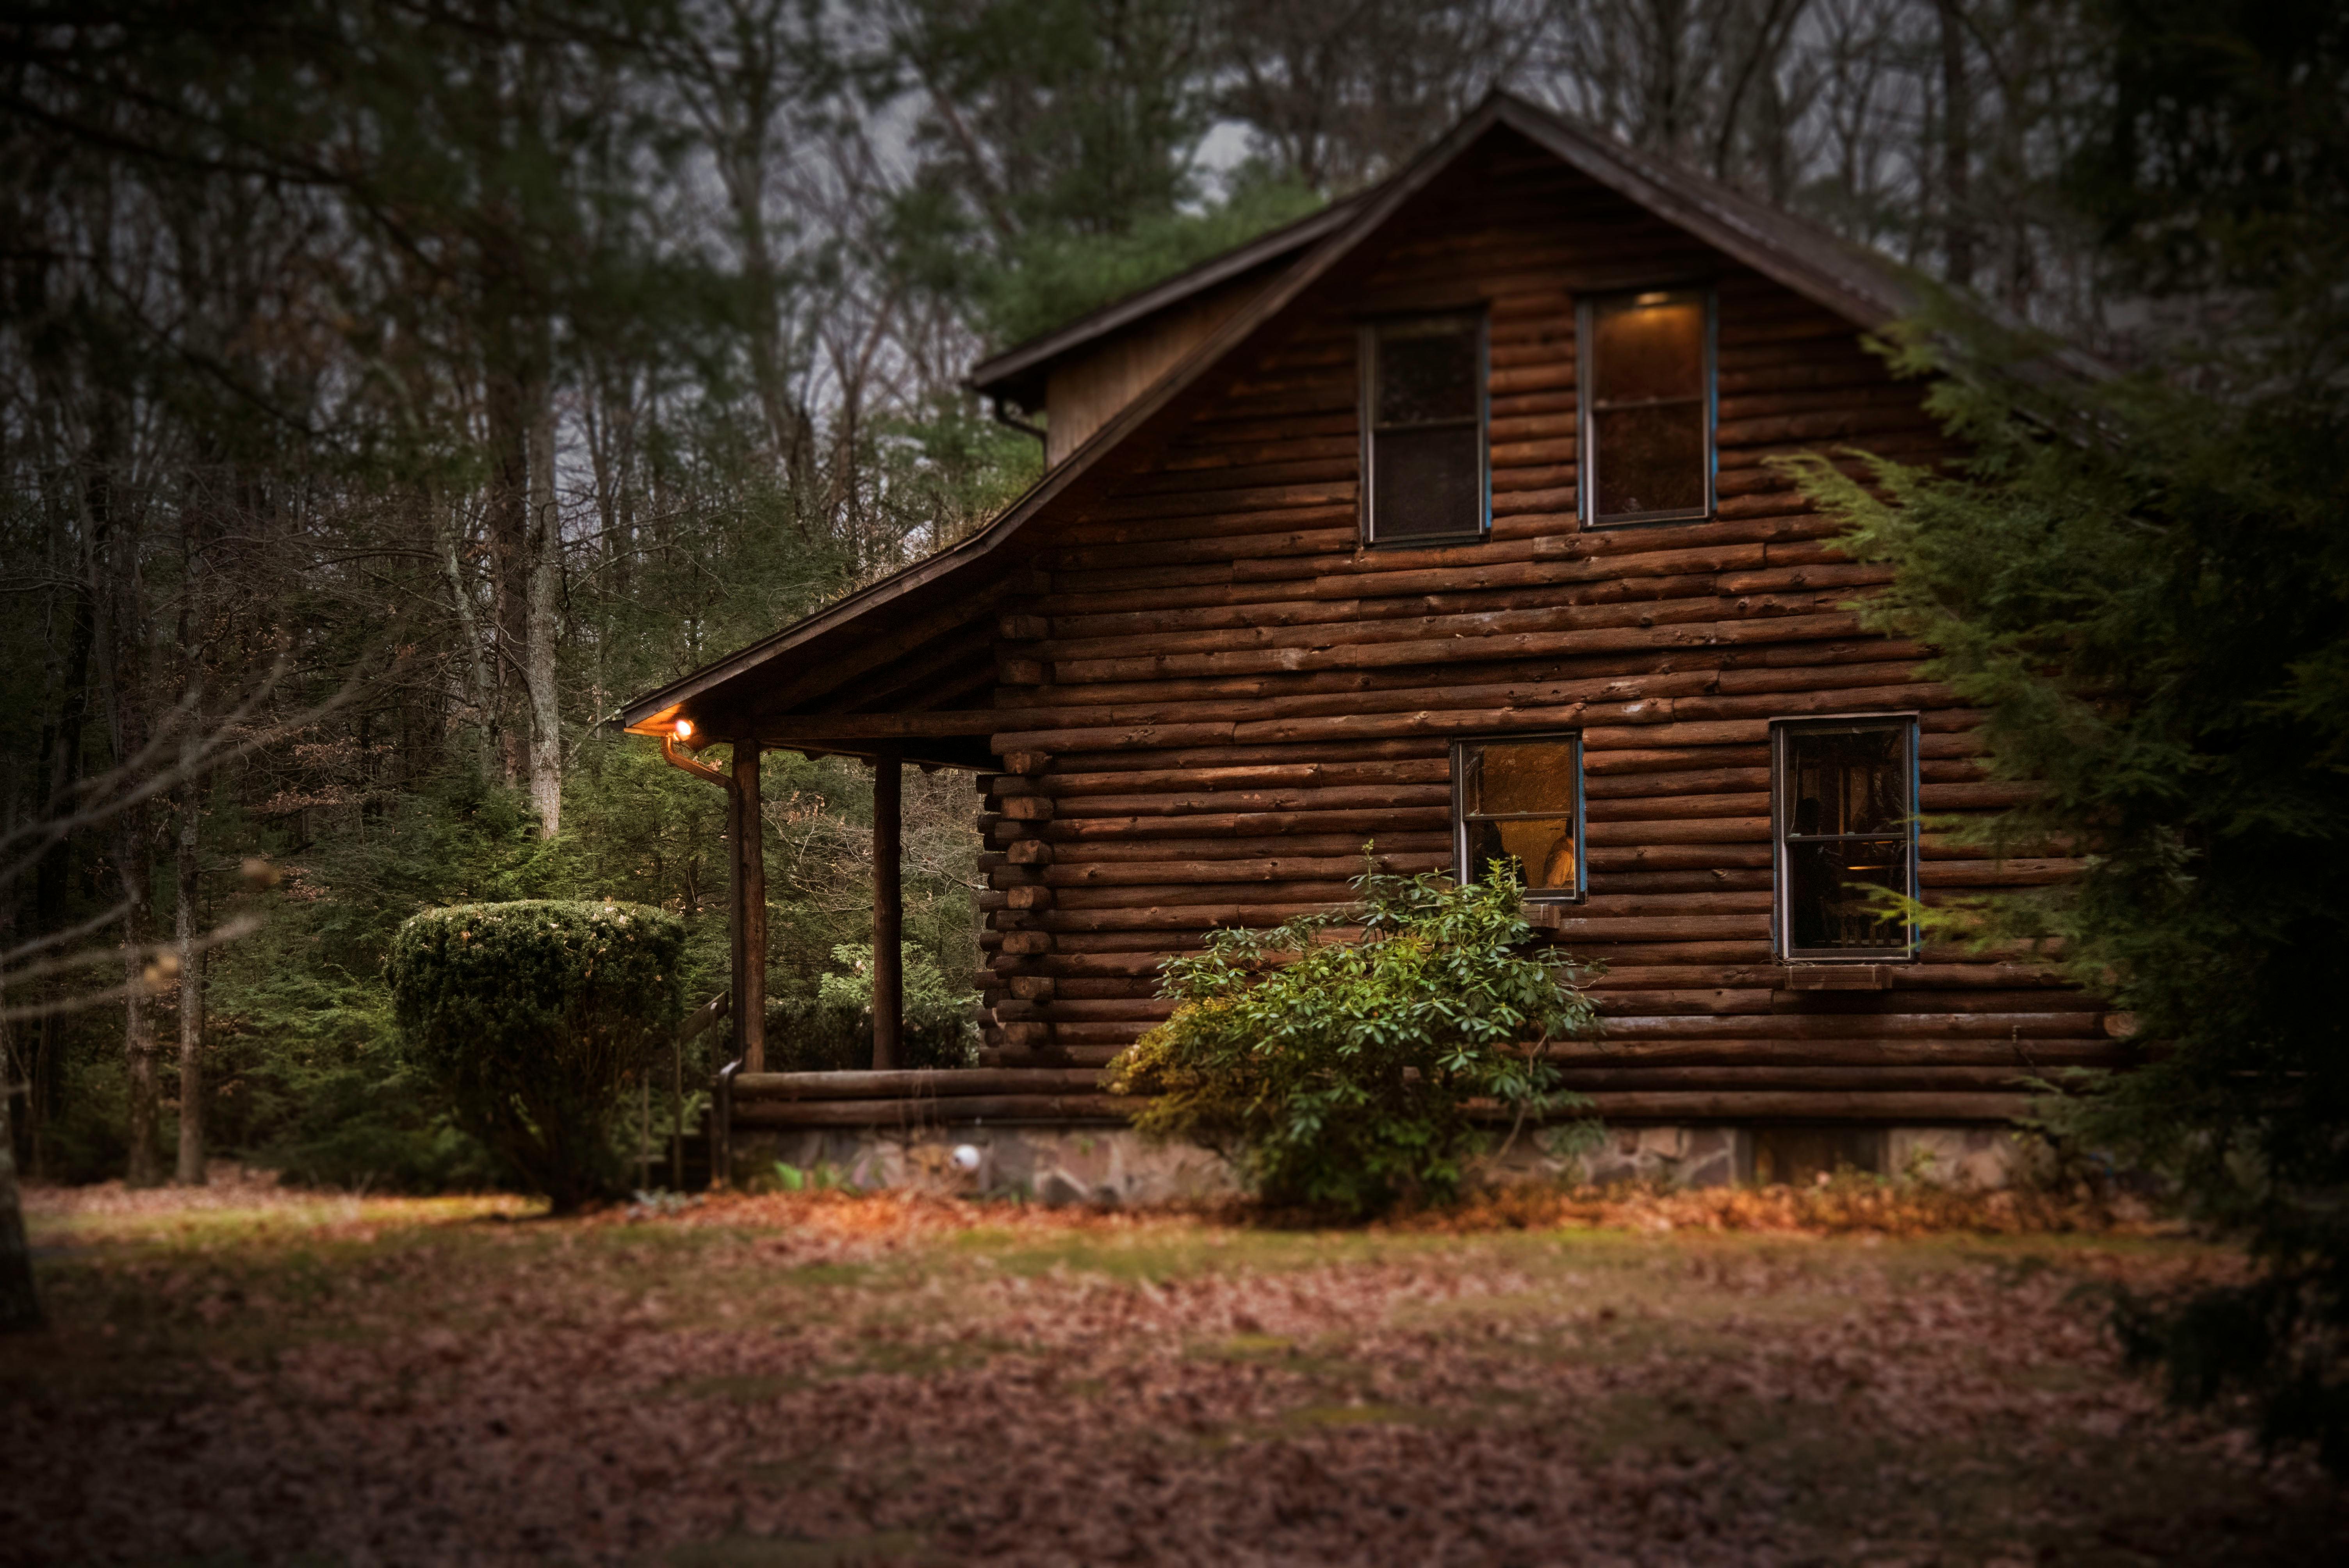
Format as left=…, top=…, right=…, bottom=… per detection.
left=1772, top=716, right=1919, bottom=959
left=1452, top=734, right=1584, bottom=902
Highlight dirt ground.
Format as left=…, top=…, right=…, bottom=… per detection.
left=6, top=1171, right=2342, bottom=1566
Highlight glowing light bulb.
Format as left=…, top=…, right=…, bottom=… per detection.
left=674, top=717, right=695, bottom=739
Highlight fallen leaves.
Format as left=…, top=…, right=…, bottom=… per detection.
left=6, top=1183, right=2335, bottom=1566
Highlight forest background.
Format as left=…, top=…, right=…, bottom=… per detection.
left=0, top=0, right=2271, bottom=1191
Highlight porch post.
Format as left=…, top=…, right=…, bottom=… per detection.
left=729, top=742, right=766, bottom=1073
left=871, top=752, right=903, bottom=1071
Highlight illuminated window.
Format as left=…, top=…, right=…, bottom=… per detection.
left=1772, top=717, right=1919, bottom=959
left=1362, top=314, right=1488, bottom=545
left=1453, top=734, right=1584, bottom=902
left=1579, top=289, right=1714, bottom=527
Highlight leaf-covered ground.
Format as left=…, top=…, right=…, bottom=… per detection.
left=9, top=1172, right=2342, bottom=1566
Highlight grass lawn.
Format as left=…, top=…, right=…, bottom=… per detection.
left=6, top=1173, right=2340, bottom=1566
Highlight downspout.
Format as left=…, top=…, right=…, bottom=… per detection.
left=987, top=393, right=1046, bottom=447
left=661, top=719, right=731, bottom=786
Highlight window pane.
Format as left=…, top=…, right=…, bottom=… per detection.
left=1372, top=424, right=1479, bottom=539
left=1788, top=837, right=1909, bottom=949
left=1462, top=741, right=1578, bottom=815
left=1788, top=728, right=1909, bottom=836
left=1592, top=296, right=1703, bottom=404
left=1377, top=321, right=1478, bottom=426
left=1465, top=816, right=1579, bottom=892
left=1593, top=403, right=1706, bottom=517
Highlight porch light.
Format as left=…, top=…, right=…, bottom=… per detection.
left=674, top=717, right=695, bottom=740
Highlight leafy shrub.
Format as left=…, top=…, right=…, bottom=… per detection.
left=1107, top=862, right=1600, bottom=1217
left=764, top=944, right=979, bottom=1072
left=385, top=900, right=684, bottom=1211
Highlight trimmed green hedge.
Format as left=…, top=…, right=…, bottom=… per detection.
left=386, top=900, right=684, bottom=1211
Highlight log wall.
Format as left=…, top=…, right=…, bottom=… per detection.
left=958, top=143, right=2120, bottom=1123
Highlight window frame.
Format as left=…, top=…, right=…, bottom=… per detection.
left=1576, top=285, right=1718, bottom=530
left=1450, top=731, right=1587, bottom=905
left=1359, top=309, right=1491, bottom=548
left=1769, top=713, right=1922, bottom=962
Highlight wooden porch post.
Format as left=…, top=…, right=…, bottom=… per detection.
left=871, top=752, right=903, bottom=1071
left=729, top=743, right=766, bottom=1073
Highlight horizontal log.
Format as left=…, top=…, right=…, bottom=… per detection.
left=1047, top=737, right=1450, bottom=774
left=1046, top=809, right=1451, bottom=840
left=1552, top=1066, right=2066, bottom=1093
left=1584, top=791, right=1770, bottom=821
left=1586, top=870, right=1774, bottom=894
left=1565, top=1090, right=2034, bottom=1124
left=734, top=1068, right=1102, bottom=1101
left=1045, top=611, right=1875, bottom=688
left=1584, top=963, right=2074, bottom=992
left=1581, top=891, right=1772, bottom=915
left=1043, top=757, right=1462, bottom=802
left=1054, top=879, right=1354, bottom=910
left=1041, top=903, right=1349, bottom=932
left=1601, top=1011, right=2106, bottom=1041
left=1050, top=831, right=1451, bottom=864
left=1045, top=854, right=1445, bottom=887
left=1540, top=914, right=1768, bottom=940
left=1584, top=845, right=1773, bottom=871
left=1592, top=987, right=2098, bottom=1018
left=1055, top=784, right=1453, bottom=818
left=1543, top=1039, right=2120, bottom=1069
left=1585, top=816, right=1768, bottom=846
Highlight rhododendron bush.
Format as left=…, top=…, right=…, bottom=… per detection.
left=1110, top=863, right=1601, bottom=1216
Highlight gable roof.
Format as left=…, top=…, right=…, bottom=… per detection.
left=619, top=92, right=1946, bottom=746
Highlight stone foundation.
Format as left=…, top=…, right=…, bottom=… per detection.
left=725, top=1121, right=2028, bottom=1203
left=733, top=1125, right=1236, bottom=1205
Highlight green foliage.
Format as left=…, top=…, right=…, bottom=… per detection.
left=1782, top=303, right=2349, bottom=1465
left=1107, top=861, right=1599, bottom=1218
left=978, top=179, right=1325, bottom=347
left=765, top=943, right=979, bottom=1073
left=385, top=900, right=685, bottom=1212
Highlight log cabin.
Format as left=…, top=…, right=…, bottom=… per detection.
left=620, top=93, right=2123, bottom=1192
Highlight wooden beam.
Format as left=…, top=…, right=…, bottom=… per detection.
left=755, top=711, right=1004, bottom=740
left=730, top=745, right=766, bottom=1073
left=872, top=753, right=903, bottom=1072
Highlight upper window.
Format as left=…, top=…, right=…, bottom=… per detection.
left=1579, top=289, right=1714, bottom=527
left=1453, top=734, right=1584, bottom=903
left=1772, top=717, right=1919, bottom=960
left=1362, top=313, right=1488, bottom=546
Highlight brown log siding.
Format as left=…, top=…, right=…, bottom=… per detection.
left=957, top=148, right=2114, bottom=1118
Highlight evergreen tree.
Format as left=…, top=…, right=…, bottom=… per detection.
left=1789, top=0, right=2349, bottom=1468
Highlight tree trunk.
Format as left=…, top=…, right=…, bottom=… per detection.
left=0, top=1017, right=41, bottom=1334
left=486, top=363, right=528, bottom=792
left=437, top=495, right=496, bottom=781
left=526, top=392, right=563, bottom=837
left=174, top=794, right=205, bottom=1186
left=120, top=842, right=160, bottom=1188
left=1936, top=0, right=1975, bottom=288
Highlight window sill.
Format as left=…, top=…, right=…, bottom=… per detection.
left=1363, top=530, right=1489, bottom=550
left=1777, top=963, right=1898, bottom=991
